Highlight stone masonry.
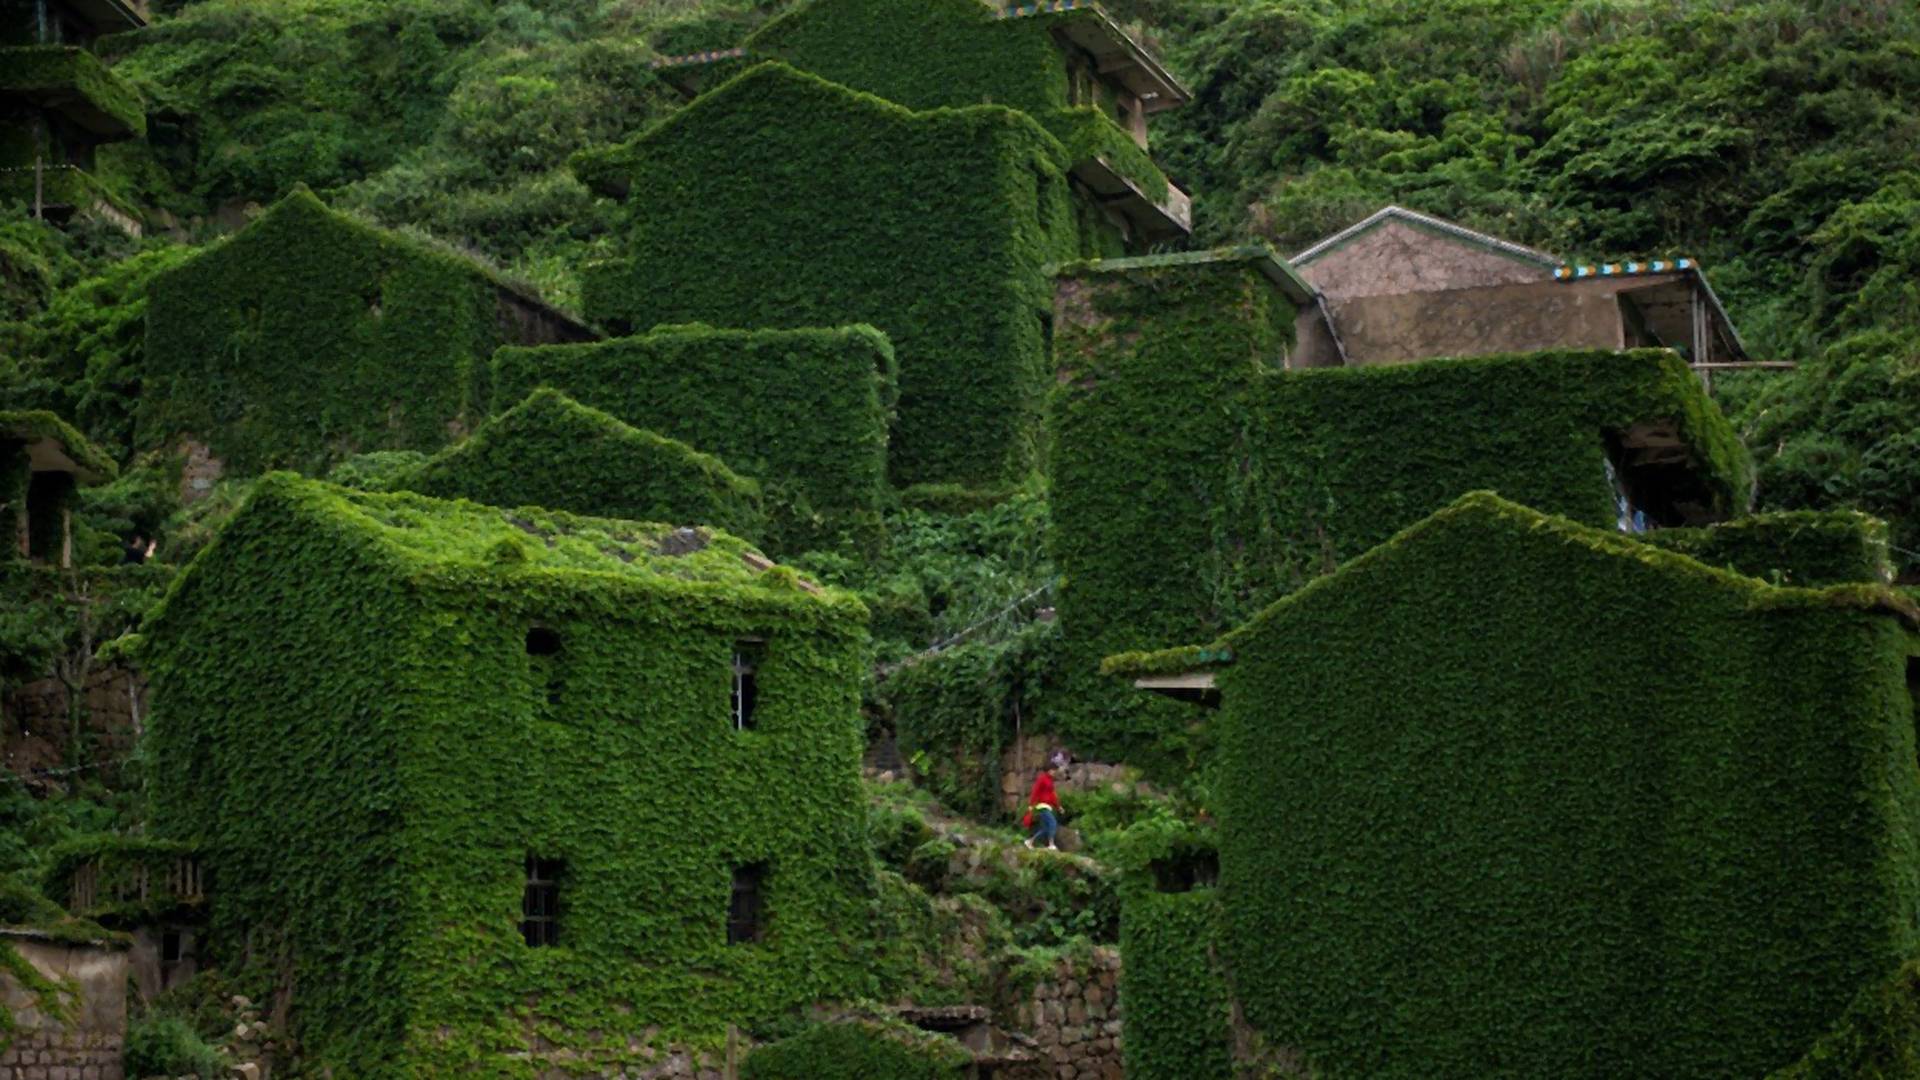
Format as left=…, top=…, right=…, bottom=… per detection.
left=998, top=945, right=1124, bottom=1080
left=0, top=931, right=128, bottom=1080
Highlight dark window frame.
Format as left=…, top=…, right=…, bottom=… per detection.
left=522, top=854, right=563, bottom=948
left=728, top=862, right=768, bottom=945
left=731, top=639, right=765, bottom=731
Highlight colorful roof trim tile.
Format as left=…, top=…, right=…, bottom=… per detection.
left=1554, top=259, right=1696, bottom=280
left=649, top=47, right=747, bottom=70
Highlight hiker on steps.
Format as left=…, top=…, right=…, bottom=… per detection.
left=1022, top=751, right=1067, bottom=851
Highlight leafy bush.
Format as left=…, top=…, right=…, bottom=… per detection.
left=742, top=1018, right=969, bottom=1080
left=123, top=1014, right=225, bottom=1078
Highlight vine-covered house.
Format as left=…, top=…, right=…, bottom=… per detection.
left=2, top=409, right=116, bottom=569
left=138, top=475, right=874, bottom=1075
left=137, top=188, right=594, bottom=477
left=0, top=0, right=148, bottom=233
left=1113, top=493, right=1919, bottom=1078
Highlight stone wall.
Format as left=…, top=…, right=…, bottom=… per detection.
left=3, top=665, right=144, bottom=776
left=998, top=945, right=1124, bottom=1080
left=0, top=931, right=127, bottom=1080
left=997, top=734, right=1138, bottom=818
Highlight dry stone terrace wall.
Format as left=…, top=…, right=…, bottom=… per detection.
left=999, top=946, right=1124, bottom=1080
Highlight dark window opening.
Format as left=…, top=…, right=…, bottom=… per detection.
left=728, top=863, right=768, bottom=945
left=527, top=626, right=564, bottom=705
left=1150, top=850, right=1220, bottom=894
left=1603, top=426, right=1721, bottom=529
left=522, top=855, right=563, bottom=947
left=363, top=282, right=383, bottom=318
left=1039, top=311, right=1055, bottom=362
left=732, top=641, right=764, bottom=731
left=1907, top=655, right=1919, bottom=772
left=159, top=928, right=187, bottom=989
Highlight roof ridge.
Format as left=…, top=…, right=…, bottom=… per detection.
left=1292, top=205, right=1561, bottom=269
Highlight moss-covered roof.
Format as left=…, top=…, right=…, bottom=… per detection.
left=1104, top=491, right=1919, bottom=677
left=388, top=388, right=766, bottom=538
left=156, top=474, right=851, bottom=619
left=575, top=60, right=1057, bottom=201
left=0, top=410, right=118, bottom=483
left=1054, top=246, right=1316, bottom=304
left=192, top=188, right=582, bottom=329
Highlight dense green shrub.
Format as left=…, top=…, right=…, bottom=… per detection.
left=386, top=388, right=767, bottom=541
left=742, top=1018, right=969, bottom=1080
left=1048, top=252, right=1751, bottom=768
left=123, top=1013, right=224, bottom=1078
left=493, top=324, right=893, bottom=552
left=574, top=61, right=1080, bottom=489
left=882, top=620, right=1059, bottom=819
left=1644, top=510, right=1890, bottom=587
left=139, top=475, right=874, bottom=1074
left=138, top=189, right=570, bottom=474
left=1197, top=492, right=1920, bottom=1078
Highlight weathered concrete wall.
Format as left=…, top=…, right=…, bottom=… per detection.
left=1330, top=279, right=1627, bottom=365
left=1298, top=218, right=1549, bottom=302
left=999, top=946, right=1124, bottom=1080
left=0, top=933, right=127, bottom=1080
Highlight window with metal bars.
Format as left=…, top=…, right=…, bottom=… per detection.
left=522, top=855, right=563, bottom=947
left=731, top=641, right=763, bottom=731
left=727, top=863, right=767, bottom=945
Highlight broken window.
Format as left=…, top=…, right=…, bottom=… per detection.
left=159, top=928, right=189, bottom=990
left=728, top=863, right=768, bottom=945
left=1908, top=654, right=1919, bottom=772
left=522, top=855, right=563, bottom=947
left=1603, top=425, right=1721, bottom=529
left=731, top=641, right=763, bottom=731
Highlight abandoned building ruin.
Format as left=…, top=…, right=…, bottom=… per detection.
left=5, top=1, right=1895, bottom=1078
left=0, top=0, right=149, bottom=235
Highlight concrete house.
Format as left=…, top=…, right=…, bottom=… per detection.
left=1289, top=206, right=1753, bottom=374
left=0, top=0, right=148, bottom=233
left=138, top=475, right=873, bottom=1075
left=1115, top=493, right=1920, bottom=1078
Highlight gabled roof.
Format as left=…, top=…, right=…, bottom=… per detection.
left=188, top=189, right=588, bottom=336
left=1292, top=205, right=1561, bottom=270
left=1108, top=492, right=1919, bottom=686
left=151, top=474, right=840, bottom=613
left=574, top=61, right=1049, bottom=201
left=0, top=410, right=117, bottom=483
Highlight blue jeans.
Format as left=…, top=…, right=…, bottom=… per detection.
left=1029, top=807, right=1057, bottom=845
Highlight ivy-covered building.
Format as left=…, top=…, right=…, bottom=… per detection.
left=581, top=0, right=1197, bottom=491
left=492, top=323, right=894, bottom=552
left=138, top=474, right=874, bottom=1075
left=2, top=409, right=116, bottom=568
left=1110, top=492, right=1920, bottom=1079
left=0, top=0, right=149, bottom=234
left=385, top=387, right=769, bottom=543
left=1047, top=248, right=1752, bottom=766
left=138, top=188, right=594, bottom=477
left=1289, top=205, right=1752, bottom=372
left=742, top=0, right=1192, bottom=245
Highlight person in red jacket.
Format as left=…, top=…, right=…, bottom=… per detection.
left=1022, top=751, right=1067, bottom=850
